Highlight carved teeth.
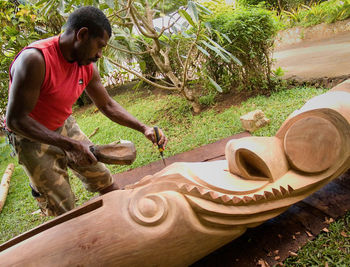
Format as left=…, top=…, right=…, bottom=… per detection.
left=280, top=186, right=288, bottom=195
left=185, top=185, right=195, bottom=192
left=178, top=183, right=186, bottom=191
left=242, top=196, right=253, bottom=203
left=232, top=197, right=243, bottom=204
left=220, top=195, right=231, bottom=203
left=288, top=185, right=294, bottom=193
left=209, top=191, right=220, bottom=200
left=198, top=188, right=210, bottom=195
left=264, top=191, right=274, bottom=199
left=253, top=194, right=264, bottom=201
left=190, top=186, right=201, bottom=195
left=272, top=188, right=282, bottom=197
left=203, top=191, right=212, bottom=199
left=179, top=182, right=294, bottom=205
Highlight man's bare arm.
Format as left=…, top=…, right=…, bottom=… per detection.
left=6, top=49, right=97, bottom=165
left=85, top=64, right=167, bottom=146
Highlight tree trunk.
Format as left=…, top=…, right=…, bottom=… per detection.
left=0, top=163, right=14, bottom=213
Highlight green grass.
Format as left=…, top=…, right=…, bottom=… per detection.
left=285, top=211, right=350, bottom=266
left=1, top=85, right=349, bottom=265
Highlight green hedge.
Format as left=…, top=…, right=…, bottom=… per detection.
left=205, top=6, right=279, bottom=92
left=238, top=0, right=316, bottom=11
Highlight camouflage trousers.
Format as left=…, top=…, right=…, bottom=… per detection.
left=11, top=116, right=113, bottom=216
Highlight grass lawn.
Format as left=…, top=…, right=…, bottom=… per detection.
left=1, top=85, right=349, bottom=264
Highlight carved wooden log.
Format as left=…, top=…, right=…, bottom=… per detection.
left=0, top=163, right=14, bottom=213
left=90, top=141, right=136, bottom=165
left=1, top=80, right=350, bottom=266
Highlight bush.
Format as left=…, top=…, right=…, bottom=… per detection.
left=280, top=0, right=350, bottom=28
left=205, top=6, right=279, bottom=93
left=195, top=0, right=235, bottom=15
left=238, top=0, right=316, bottom=11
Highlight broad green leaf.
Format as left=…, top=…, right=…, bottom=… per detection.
left=228, top=53, right=242, bottom=66
left=214, top=30, right=224, bottom=43
left=178, top=9, right=196, bottom=27
left=196, top=45, right=210, bottom=57
left=204, top=22, right=212, bottom=34
left=187, top=1, right=198, bottom=24
left=205, top=37, right=241, bottom=65
left=194, top=2, right=212, bottom=15
left=221, top=33, right=232, bottom=44
left=206, top=37, right=228, bottom=53
left=201, top=40, right=230, bottom=63
left=208, top=76, right=223, bottom=93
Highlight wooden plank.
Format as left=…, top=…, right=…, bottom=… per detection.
left=113, top=132, right=250, bottom=188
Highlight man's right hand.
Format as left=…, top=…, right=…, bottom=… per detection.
left=65, top=140, right=98, bottom=166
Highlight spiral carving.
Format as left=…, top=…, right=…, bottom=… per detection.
left=129, top=194, right=168, bottom=226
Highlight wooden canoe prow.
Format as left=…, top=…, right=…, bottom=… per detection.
left=1, top=80, right=350, bottom=266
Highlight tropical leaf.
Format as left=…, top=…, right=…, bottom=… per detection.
left=208, top=76, right=223, bottom=93
left=194, top=2, right=212, bottom=16
left=201, top=40, right=230, bottom=63
left=187, top=1, right=198, bottom=23
left=178, top=9, right=196, bottom=27
left=196, top=45, right=210, bottom=57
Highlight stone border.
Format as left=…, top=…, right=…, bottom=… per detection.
left=286, top=75, right=350, bottom=89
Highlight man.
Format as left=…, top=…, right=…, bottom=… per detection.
left=5, top=6, right=167, bottom=216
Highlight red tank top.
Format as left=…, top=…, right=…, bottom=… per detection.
left=9, top=36, right=93, bottom=130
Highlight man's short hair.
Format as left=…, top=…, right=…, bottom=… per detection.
left=65, top=6, right=112, bottom=38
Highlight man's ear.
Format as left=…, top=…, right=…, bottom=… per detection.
left=76, top=27, right=89, bottom=42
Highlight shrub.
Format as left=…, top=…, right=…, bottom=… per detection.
left=280, top=0, right=350, bottom=28
left=205, top=6, right=279, bottom=93
left=195, top=0, right=235, bottom=15
left=238, top=0, right=316, bottom=11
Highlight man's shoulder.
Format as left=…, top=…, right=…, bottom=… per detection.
left=12, top=49, right=45, bottom=73
left=29, top=36, right=58, bottom=50
left=11, top=36, right=57, bottom=71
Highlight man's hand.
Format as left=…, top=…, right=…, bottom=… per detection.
left=143, top=126, right=168, bottom=148
left=85, top=65, right=168, bottom=150
left=64, top=140, right=98, bottom=166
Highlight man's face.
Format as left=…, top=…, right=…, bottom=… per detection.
left=74, top=29, right=109, bottom=66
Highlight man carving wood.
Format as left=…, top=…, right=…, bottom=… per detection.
left=5, top=6, right=167, bottom=216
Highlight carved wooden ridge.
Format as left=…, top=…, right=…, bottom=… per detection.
left=1, top=80, right=350, bottom=266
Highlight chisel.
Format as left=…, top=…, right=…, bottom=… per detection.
left=153, top=126, right=166, bottom=166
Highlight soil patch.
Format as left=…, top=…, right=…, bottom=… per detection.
left=106, top=82, right=262, bottom=114
left=210, top=90, right=261, bottom=113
